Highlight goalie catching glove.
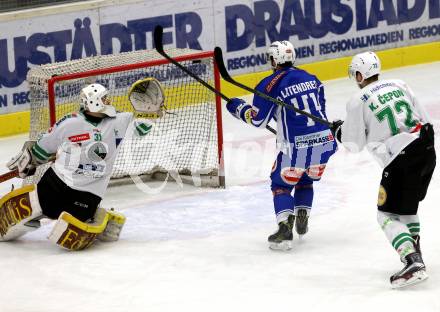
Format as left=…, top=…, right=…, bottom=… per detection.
left=128, top=77, right=165, bottom=119
left=7, top=141, right=39, bottom=178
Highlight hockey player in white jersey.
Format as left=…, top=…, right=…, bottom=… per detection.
left=331, top=52, right=436, bottom=288
left=0, top=80, right=162, bottom=250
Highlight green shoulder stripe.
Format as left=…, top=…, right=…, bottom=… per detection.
left=32, top=143, right=51, bottom=161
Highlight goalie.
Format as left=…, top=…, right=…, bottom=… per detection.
left=0, top=79, right=164, bottom=250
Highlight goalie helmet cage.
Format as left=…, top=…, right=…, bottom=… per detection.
left=27, top=48, right=225, bottom=188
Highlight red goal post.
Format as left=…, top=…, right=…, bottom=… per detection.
left=27, top=48, right=225, bottom=188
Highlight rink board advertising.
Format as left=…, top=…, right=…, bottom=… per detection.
left=0, top=0, right=439, bottom=114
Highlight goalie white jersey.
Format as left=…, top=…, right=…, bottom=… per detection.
left=341, top=79, right=430, bottom=167
left=32, top=110, right=152, bottom=198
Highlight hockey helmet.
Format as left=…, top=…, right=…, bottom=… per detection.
left=80, top=83, right=116, bottom=117
left=348, top=51, right=381, bottom=82
left=267, top=40, right=296, bottom=69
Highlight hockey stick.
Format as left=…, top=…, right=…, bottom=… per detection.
left=153, top=25, right=277, bottom=135
left=0, top=169, right=19, bottom=183
left=214, top=47, right=332, bottom=127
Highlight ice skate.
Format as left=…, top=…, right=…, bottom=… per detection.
left=295, top=208, right=309, bottom=236
left=268, top=215, right=294, bottom=251
left=390, top=252, right=428, bottom=289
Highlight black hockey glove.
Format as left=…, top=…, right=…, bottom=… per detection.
left=330, top=120, right=344, bottom=143
left=420, top=123, right=435, bottom=147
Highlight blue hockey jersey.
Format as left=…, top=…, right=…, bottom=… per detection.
left=245, top=67, right=335, bottom=157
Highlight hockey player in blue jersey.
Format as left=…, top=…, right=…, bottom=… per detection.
left=226, top=41, right=337, bottom=250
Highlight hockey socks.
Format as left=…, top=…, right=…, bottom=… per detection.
left=294, top=184, right=313, bottom=208
left=377, top=211, right=417, bottom=259
left=400, top=215, right=421, bottom=254
left=377, top=211, right=427, bottom=288
left=272, top=187, right=294, bottom=224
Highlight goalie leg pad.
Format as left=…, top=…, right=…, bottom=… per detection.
left=97, top=208, right=126, bottom=242
left=48, top=207, right=109, bottom=250
left=0, top=185, right=43, bottom=241
left=48, top=208, right=126, bottom=250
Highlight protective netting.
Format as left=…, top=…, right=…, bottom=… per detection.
left=27, top=48, right=223, bottom=187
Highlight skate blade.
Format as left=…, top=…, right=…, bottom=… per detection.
left=269, top=240, right=292, bottom=251
left=391, top=270, right=429, bottom=289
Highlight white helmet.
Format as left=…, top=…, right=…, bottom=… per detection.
left=348, top=51, right=381, bottom=82
left=267, top=40, right=296, bottom=69
left=80, top=83, right=116, bottom=117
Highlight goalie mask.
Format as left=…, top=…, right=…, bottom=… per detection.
left=266, top=41, right=296, bottom=69
left=348, top=51, right=381, bottom=83
left=80, top=84, right=116, bottom=117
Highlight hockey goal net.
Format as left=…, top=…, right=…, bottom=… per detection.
left=27, top=48, right=224, bottom=187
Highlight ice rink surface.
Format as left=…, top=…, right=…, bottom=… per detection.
left=0, top=62, right=439, bottom=312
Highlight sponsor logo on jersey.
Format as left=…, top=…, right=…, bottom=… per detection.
left=86, top=142, right=108, bottom=161
left=75, top=163, right=105, bottom=179
left=68, top=133, right=90, bottom=142
left=360, top=94, right=370, bottom=102
left=370, top=82, right=395, bottom=93
left=294, top=130, right=335, bottom=149
left=265, top=70, right=287, bottom=93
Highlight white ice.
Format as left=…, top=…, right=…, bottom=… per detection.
left=0, top=62, right=439, bottom=312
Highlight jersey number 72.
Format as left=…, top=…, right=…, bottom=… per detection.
left=375, top=100, right=418, bottom=135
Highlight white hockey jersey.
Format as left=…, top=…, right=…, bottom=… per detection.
left=31, top=110, right=152, bottom=198
left=341, top=79, right=430, bottom=167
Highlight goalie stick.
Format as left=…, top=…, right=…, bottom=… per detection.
left=0, top=169, right=19, bottom=183
left=214, top=47, right=332, bottom=127
left=153, top=25, right=277, bottom=135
